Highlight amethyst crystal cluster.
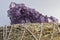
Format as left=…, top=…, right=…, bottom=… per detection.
left=7, top=2, right=58, bottom=24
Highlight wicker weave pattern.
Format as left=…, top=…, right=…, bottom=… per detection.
left=1, top=23, right=60, bottom=40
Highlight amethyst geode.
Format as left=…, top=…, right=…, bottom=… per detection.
left=7, top=2, right=58, bottom=24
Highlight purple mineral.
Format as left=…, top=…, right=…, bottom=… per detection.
left=7, top=2, right=58, bottom=24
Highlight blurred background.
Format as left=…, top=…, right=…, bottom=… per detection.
left=0, top=0, right=60, bottom=26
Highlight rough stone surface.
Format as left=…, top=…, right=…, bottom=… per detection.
left=8, top=2, right=58, bottom=24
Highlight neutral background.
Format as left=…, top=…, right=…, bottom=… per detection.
left=0, top=0, right=60, bottom=26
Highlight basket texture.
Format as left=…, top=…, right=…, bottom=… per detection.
left=1, top=23, right=60, bottom=40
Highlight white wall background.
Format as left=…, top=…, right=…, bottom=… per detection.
left=0, top=0, right=60, bottom=26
